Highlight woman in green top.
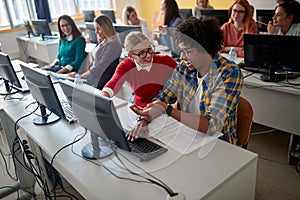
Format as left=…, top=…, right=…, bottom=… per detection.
left=44, top=15, right=86, bottom=73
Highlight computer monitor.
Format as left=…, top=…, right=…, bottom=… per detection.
left=179, top=9, right=193, bottom=20
left=23, top=20, right=37, bottom=37
left=200, top=10, right=229, bottom=26
left=31, top=19, right=52, bottom=36
left=59, top=80, right=131, bottom=159
left=244, top=34, right=300, bottom=81
left=256, top=9, right=275, bottom=33
left=100, top=9, right=116, bottom=23
left=113, top=25, right=142, bottom=47
left=83, top=10, right=95, bottom=22
left=0, top=52, right=23, bottom=93
left=20, top=63, right=67, bottom=125
left=85, top=22, right=98, bottom=44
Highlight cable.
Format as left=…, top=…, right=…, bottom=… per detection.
left=69, top=132, right=175, bottom=197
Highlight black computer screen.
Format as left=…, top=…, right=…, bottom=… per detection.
left=20, top=64, right=66, bottom=125
left=59, top=80, right=131, bottom=158
left=31, top=19, right=52, bottom=36
left=85, top=22, right=98, bottom=44
left=200, top=10, right=229, bottom=26
left=244, top=34, right=300, bottom=74
left=83, top=10, right=95, bottom=22
left=24, top=20, right=35, bottom=37
left=256, top=9, right=275, bottom=33
left=100, top=9, right=116, bottom=23
left=113, top=25, right=142, bottom=47
left=0, top=52, right=22, bottom=92
left=179, top=9, right=193, bottom=20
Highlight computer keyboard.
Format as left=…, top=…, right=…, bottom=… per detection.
left=128, top=138, right=168, bottom=162
left=60, top=99, right=76, bottom=123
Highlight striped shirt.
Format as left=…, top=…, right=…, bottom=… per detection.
left=154, top=54, right=243, bottom=145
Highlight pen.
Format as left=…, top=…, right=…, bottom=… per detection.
left=256, top=21, right=268, bottom=26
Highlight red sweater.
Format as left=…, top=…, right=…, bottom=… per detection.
left=104, top=54, right=177, bottom=107
left=221, top=20, right=258, bottom=57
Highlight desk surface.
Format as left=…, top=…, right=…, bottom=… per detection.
left=2, top=98, right=257, bottom=200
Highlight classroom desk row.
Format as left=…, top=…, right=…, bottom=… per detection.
left=0, top=82, right=258, bottom=200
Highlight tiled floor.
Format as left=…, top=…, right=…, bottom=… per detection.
left=1, top=123, right=300, bottom=200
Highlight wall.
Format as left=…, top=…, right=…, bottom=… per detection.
left=139, top=0, right=281, bottom=27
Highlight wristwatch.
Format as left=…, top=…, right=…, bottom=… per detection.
left=166, top=104, right=173, bottom=116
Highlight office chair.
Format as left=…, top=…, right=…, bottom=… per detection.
left=237, top=96, right=253, bottom=149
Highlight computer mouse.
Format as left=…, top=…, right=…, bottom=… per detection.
left=21, top=76, right=25, bottom=80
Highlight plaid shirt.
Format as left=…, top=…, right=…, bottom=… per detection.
left=154, top=54, right=243, bottom=145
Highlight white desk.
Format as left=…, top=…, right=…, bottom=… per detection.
left=1, top=98, right=258, bottom=200
left=241, top=70, right=300, bottom=136
left=16, top=35, right=59, bottom=64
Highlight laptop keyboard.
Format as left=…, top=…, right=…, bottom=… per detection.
left=60, top=99, right=76, bottom=123
left=128, top=138, right=168, bottom=162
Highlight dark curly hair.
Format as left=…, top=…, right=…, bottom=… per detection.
left=277, top=1, right=300, bottom=24
left=174, top=17, right=223, bottom=56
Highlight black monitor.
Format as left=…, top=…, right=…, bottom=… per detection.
left=23, top=20, right=37, bottom=37
left=0, top=52, right=23, bottom=93
left=85, top=22, right=98, bottom=44
left=59, top=80, right=131, bottom=159
left=179, top=9, right=193, bottom=20
left=200, top=10, right=229, bottom=26
left=20, top=63, right=67, bottom=125
left=31, top=19, right=52, bottom=36
left=83, top=10, right=95, bottom=22
left=100, top=9, right=116, bottom=23
left=244, top=34, right=300, bottom=81
left=256, top=9, right=275, bottom=33
left=113, top=25, right=142, bottom=47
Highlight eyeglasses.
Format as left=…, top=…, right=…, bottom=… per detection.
left=60, top=23, right=70, bottom=28
left=130, top=45, right=155, bottom=59
left=178, top=47, right=195, bottom=56
left=233, top=9, right=246, bottom=14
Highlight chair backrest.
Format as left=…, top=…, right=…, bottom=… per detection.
left=237, top=96, right=253, bottom=149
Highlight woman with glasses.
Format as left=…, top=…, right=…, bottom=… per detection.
left=267, top=1, right=300, bottom=35
left=44, top=15, right=86, bottom=73
left=69, top=15, right=122, bottom=89
left=101, top=31, right=177, bottom=108
left=221, top=0, right=258, bottom=57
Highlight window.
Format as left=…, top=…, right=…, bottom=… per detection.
left=48, top=0, right=77, bottom=18
left=77, top=0, right=112, bottom=11
left=0, top=0, right=32, bottom=28
left=0, top=0, right=10, bottom=28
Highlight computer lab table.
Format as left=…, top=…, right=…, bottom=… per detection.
left=0, top=98, right=258, bottom=200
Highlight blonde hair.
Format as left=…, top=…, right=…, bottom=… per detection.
left=94, top=14, right=116, bottom=40
left=122, top=5, right=136, bottom=25
left=229, top=0, right=252, bottom=33
left=124, top=31, right=149, bottom=52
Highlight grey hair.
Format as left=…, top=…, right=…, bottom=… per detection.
left=124, top=31, right=149, bottom=52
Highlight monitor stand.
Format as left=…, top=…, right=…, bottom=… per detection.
left=33, top=104, right=60, bottom=125
left=260, top=65, right=285, bottom=82
left=81, top=131, right=113, bottom=159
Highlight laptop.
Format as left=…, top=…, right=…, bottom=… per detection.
left=59, top=80, right=168, bottom=161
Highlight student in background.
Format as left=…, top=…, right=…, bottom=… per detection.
left=221, top=0, right=258, bottom=57
left=267, top=1, right=300, bottom=35
left=122, top=5, right=151, bottom=39
left=193, top=0, right=214, bottom=19
left=101, top=32, right=177, bottom=108
left=158, top=0, right=183, bottom=47
left=276, top=0, right=295, bottom=4
left=69, top=15, right=122, bottom=89
left=127, top=18, right=243, bottom=145
left=44, top=15, right=86, bottom=73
